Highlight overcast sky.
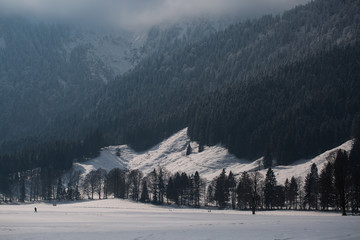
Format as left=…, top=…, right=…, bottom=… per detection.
left=0, top=0, right=310, bottom=30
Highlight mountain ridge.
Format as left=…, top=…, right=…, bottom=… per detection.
left=75, top=128, right=353, bottom=184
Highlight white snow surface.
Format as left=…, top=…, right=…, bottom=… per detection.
left=1, top=199, right=359, bottom=240
left=75, top=128, right=353, bottom=183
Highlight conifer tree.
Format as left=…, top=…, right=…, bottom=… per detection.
left=304, top=163, right=319, bottom=210
left=236, top=171, right=252, bottom=210
left=334, top=150, right=349, bottom=215
left=289, top=176, right=298, bottom=209
left=166, top=177, right=175, bottom=204
left=140, top=179, right=150, bottom=203
left=186, top=144, right=192, bottom=156
left=227, top=171, right=237, bottom=209
left=319, top=162, right=335, bottom=210
left=264, top=168, right=277, bottom=209
left=193, top=171, right=201, bottom=208
left=158, top=168, right=165, bottom=204
left=206, top=184, right=214, bottom=206
left=150, top=169, right=158, bottom=204
left=284, top=179, right=290, bottom=209
left=214, top=169, right=229, bottom=208
left=56, top=178, right=65, bottom=201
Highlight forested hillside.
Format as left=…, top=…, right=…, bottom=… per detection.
left=0, top=17, right=221, bottom=153
left=188, top=44, right=360, bottom=164
left=1, top=0, right=360, bottom=206
left=0, top=0, right=359, bottom=184
left=0, top=18, right=119, bottom=151
left=82, top=0, right=360, bottom=163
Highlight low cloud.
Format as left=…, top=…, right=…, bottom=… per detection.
left=0, top=0, right=310, bottom=30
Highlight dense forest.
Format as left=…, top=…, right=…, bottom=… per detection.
left=1, top=141, right=359, bottom=216
left=0, top=0, right=360, bottom=196
left=188, top=43, right=360, bottom=164
left=78, top=0, right=360, bottom=163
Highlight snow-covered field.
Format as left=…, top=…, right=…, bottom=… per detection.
left=75, top=128, right=353, bottom=184
left=1, top=199, right=359, bottom=240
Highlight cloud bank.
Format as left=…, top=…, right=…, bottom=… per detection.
left=0, top=0, right=310, bottom=29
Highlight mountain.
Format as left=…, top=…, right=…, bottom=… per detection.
left=80, top=0, right=360, bottom=163
left=188, top=43, right=360, bottom=164
left=0, top=0, right=359, bottom=176
left=0, top=18, right=139, bottom=150
left=75, top=128, right=353, bottom=184
left=0, top=17, right=222, bottom=153
left=1, top=0, right=360, bottom=208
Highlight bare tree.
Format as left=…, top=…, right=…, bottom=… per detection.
left=95, top=168, right=107, bottom=199
left=128, top=169, right=143, bottom=201
left=250, top=171, right=263, bottom=215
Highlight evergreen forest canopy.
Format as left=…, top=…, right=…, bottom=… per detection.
left=83, top=0, right=360, bottom=164
left=0, top=0, right=359, bottom=182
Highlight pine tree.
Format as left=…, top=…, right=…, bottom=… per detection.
left=158, top=168, right=165, bottom=204
left=227, top=171, right=237, bottom=209
left=349, top=115, right=360, bottom=213
left=264, top=168, right=277, bottom=209
left=334, top=150, right=349, bottom=215
left=140, top=179, right=150, bottom=203
left=193, top=171, right=201, bottom=208
left=284, top=178, right=290, bottom=209
left=166, top=177, right=175, bottom=204
left=186, top=144, right=192, bottom=156
left=150, top=169, right=158, bottom=204
left=173, top=172, right=182, bottom=205
left=273, top=185, right=285, bottom=209
left=198, top=144, right=204, bottom=153
left=56, top=178, right=64, bottom=201
left=289, top=176, right=298, bottom=209
left=304, top=163, right=319, bottom=210
left=214, top=169, right=229, bottom=208
left=236, top=171, right=252, bottom=210
left=319, top=162, right=335, bottom=210
left=206, top=184, right=214, bottom=206
left=180, top=172, right=190, bottom=205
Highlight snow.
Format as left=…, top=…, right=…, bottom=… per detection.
left=75, top=128, right=353, bottom=183
left=64, top=27, right=146, bottom=77
left=1, top=199, right=359, bottom=240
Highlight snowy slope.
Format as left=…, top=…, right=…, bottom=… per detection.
left=65, top=27, right=146, bottom=77
left=74, top=128, right=353, bottom=183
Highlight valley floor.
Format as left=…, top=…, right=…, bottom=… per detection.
left=1, top=199, right=359, bottom=240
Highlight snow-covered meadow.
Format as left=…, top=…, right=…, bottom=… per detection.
left=1, top=199, right=359, bottom=240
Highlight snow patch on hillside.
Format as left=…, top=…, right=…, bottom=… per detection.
left=74, top=128, right=353, bottom=183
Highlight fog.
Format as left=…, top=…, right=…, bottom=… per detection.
left=0, top=0, right=310, bottom=30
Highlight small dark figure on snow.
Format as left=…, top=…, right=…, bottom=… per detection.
left=34, top=207, right=37, bottom=213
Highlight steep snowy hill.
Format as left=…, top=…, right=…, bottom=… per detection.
left=75, top=128, right=353, bottom=184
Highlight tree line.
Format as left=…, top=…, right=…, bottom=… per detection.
left=0, top=129, right=106, bottom=201
left=1, top=133, right=359, bottom=215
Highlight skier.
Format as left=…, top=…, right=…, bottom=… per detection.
left=34, top=207, right=37, bottom=213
